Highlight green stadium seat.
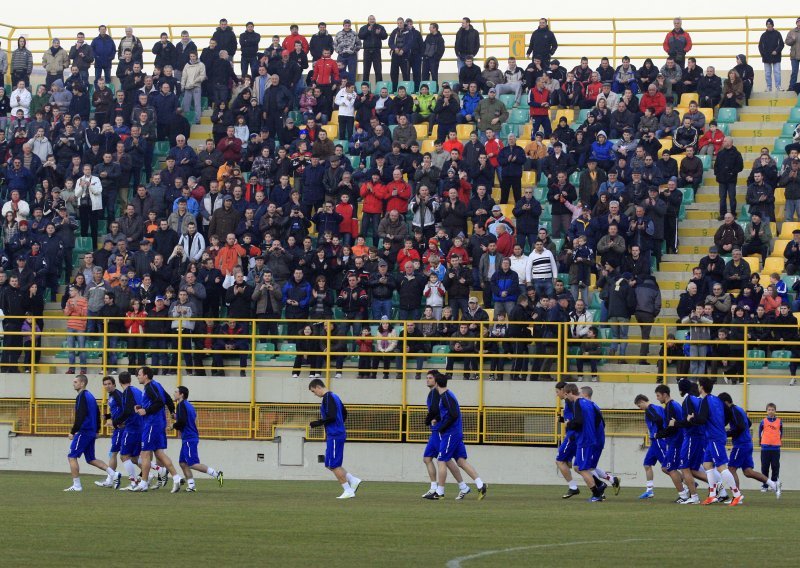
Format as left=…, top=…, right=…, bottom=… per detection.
left=674, top=330, right=689, bottom=341
left=782, top=123, right=798, bottom=137
left=537, top=174, right=549, bottom=188
left=747, top=349, right=766, bottom=369
left=569, top=171, right=581, bottom=186
left=349, top=155, right=361, bottom=169
left=396, top=80, right=415, bottom=94
left=774, top=137, right=793, bottom=154
left=201, top=96, right=209, bottom=110
left=75, top=237, right=93, bottom=253
left=374, top=81, right=392, bottom=94
left=715, top=107, right=737, bottom=123
left=789, top=107, right=800, bottom=122
left=184, top=111, right=196, bottom=125
left=577, top=109, right=590, bottom=124
left=540, top=203, right=552, bottom=221
left=556, top=272, right=569, bottom=286
left=500, top=123, right=519, bottom=138
left=771, top=153, right=785, bottom=169
left=678, top=187, right=694, bottom=205
left=698, top=155, right=712, bottom=170
left=154, top=141, right=170, bottom=156
left=430, top=345, right=449, bottom=364
left=589, top=292, right=602, bottom=310
left=419, top=80, right=438, bottom=94
left=255, top=342, right=276, bottom=362
left=718, top=123, right=731, bottom=135
left=678, top=203, right=686, bottom=221
left=533, top=186, right=547, bottom=202
left=508, top=108, right=530, bottom=124
left=768, top=350, right=792, bottom=369
left=288, top=110, right=303, bottom=123
left=388, top=124, right=397, bottom=135
left=498, top=94, right=516, bottom=107
left=552, top=239, right=564, bottom=253
left=276, top=343, right=297, bottom=361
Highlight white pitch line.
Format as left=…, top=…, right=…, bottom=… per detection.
left=446, top=536, right=774, bottom=568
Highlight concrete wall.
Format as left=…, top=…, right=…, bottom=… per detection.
left=1, top=433, right=796, bottom=491
left=1, top=372, right=795, bottom=412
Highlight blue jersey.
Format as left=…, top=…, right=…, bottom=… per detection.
left=108, top=389, right=123, bottom=422
left=75, top=390, right=100, bottom=435
left=563, top=399, right=576, bottom=438
left=644, top=404, right=666, bottom=440
left=728, top=404, right=753, bottom=448
left=426, top=388, right=441, bottom=432
left=699, top=394, right=727, bottom=442
left=663, top=399, right=683, bottom=443
left=121, top=385, right=143, bottom=432
left=320, top=391, right=346, bottom=437
left=682, top=394, right=704, bottom=438
left=591, top=401, right=605, bottom=447
left=573, top=398, right=597, bottom=447
left=438, top=390, right=463, bottom=437
left=141, top=380, right=171, bottom=428
left=175, top=400, right=199, bottom=442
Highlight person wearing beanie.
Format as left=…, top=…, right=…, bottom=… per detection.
left=759, top=18, right=785, bottom=92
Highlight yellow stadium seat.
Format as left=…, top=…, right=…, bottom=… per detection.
left=429, top=125, right=438, bottom=140
left=553, top=109, right=575, bottom=125
left=414, top=124, right=430, bottom=139
left=322, top=124, right=338, bottom=139
left=330, top=110, right=339, bottom=123
left=775, top=187, right=786, bottom=205
left=659, top=138, right=673, bottom=152
left=763, top=257, right=784, bottom=275
left=676, top=107, right=689, bottom=118
left=672, top=154, right=684, bottom=169
left=421, top=139, right=436, bottom=153
left=520, top=123, right=533, bottom=140
left=457, top=124, right=476, bottom=138
left=780, top=222, right=800, bottom=239
left=522, top=171, right=537, bottom=186
left=771, top=239, right=790, bottom=257
left=743, top=256, right=760, bottom=274
left=679, top=93, right=698, bottom=107
left=484, top=308, right=495, bottom=320
left=500, top=204, right=514, bottom=218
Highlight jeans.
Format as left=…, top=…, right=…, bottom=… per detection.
left=786, top=199, right=800, bottom=222
left=532, top=278, right=554, bottom=298
left=240, top=56, right=259, bottom=79
left=718, top=182, right=737, bottom=217
left=408, top=54, right=422, bottom=91
left=67, top=328, right=86, bottom=366
left=449, top=298, right=470, bottom=320
left=608, top=316, right=630, bottom=356
left=422, top=58, right=440, bottom=83
left=360, top=212, right=381, bottom=246
left=531, top=115, right=552, bottom=138
left=338, top=116, right=354, bottom=143
left=765, top=62, right=782, bottom=91
left=390, top=55, right=409, bottom=92
left=493, top=300, right=516, bottom=316
left=182, top=88, right=202, bottom=122
left=494, top=82, right=523, bottom=104
left=94, top=65, right=112, bottom=83
left=516, top=231, right=538, bottom=252
left=338, top=54, right=358, bottom=84
left=213, top=84, right=230, bottom=106
left=790, top=58, right=800, bottom=91
left=398, top=307, right=420, bottom=321
left=688, top=345, right=707, bottom=378
left=372, top=299, right=393, bottom=320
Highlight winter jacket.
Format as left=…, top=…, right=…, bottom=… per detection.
left=69, top=42, right=94, bottom=71
left=334, top=29, right=361, bottom=56
left=714, top=146, right=744, bottom=183
left=713, top=222, right=745, bottom=249
left=423, top=32, right=446, bottom=61
left=212, top=26, right=238, bottom=57
left=605, top=277, right=636, bottom=319
left=358, top=24, right=388, bottom=51
left=180, top=61, right=207, bottom=91
left=527, top=27, right=558, bottom=60
left=475, top=98, right=509, bottom=132
left=759, top=29, right=785, bottom=63
left=490, top=268, right=519, bottom=303
left=11, top=48, right=34, bottom=74
left=42, top=47, right=69, bottom=74
left=152, top=41, right=177, bottom=69
left=454, top=25, right=480, bottom=60
left=90, top=35, right=116, bottom=67
left=663, top=29, right=693, bottom=59
left=239, top=31, right=261, bottom=58
left=787, top=27, right=800, bottom=60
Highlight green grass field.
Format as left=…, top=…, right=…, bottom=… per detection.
left=3, top=472, right=795, bottom=567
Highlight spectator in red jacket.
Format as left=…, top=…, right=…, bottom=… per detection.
left=384, top=168, right=412, bottom=213
left=397, top=238, right=421, bottom=267
left=528, top=76, right=552, bottom=138
left=697, top=121, right=725, bottom=156
left=639, top=83, right=667, bottom=117
left=216, top=125, right=242, bottom=163
left=359, top=172, right=388, bottom=245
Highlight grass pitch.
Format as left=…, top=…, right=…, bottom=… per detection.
left=2, top=472, right=795, bottom=567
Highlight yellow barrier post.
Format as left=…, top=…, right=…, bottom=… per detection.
left=400, top=327, right=407, bottom=408
left=249, top=323, right=257, bottom=438
left=743, top=325, right=749, bottom=410
left=478, top=321, right=485, bottom=409
left=324, top=321, right=332, bottom=387
left=176, top=323, right=183, bottom=384
left=661, top=323, right=668, bottom=384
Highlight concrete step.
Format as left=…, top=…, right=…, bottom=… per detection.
left=739, top=112, right=792, bottom=123
left=685, top=209, right=722, bottom=220
left=731, top=127, right=782, bottom=137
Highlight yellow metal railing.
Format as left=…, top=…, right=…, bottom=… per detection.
left=3, top=15, right=798, bottom=85
left=2, top=315, right=800, bottom=446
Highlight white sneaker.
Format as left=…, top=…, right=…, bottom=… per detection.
left=171, top=477, right=184, bottom=494
left=577, top=376, right=583, bottom=382
left=157, top=468, right=169, bottom=488
left=94, top=478, right=112, bottom=487
left=790, top=378, right=796, bottom=386
left=334, top=372, right=342, bottom=379
left=336, top=490, right=356, bottom=499
left=591, top=375, right=599, bottom=382
left=455, top=487, right=472, bottom=500
left=679, top=495, right=700, bottom=504
left=112, top=472, right=122, bottom=489
left=350, top=478, right=362, bottom=494
left=760, top=486, right=768, bottom=493
left=63, top=485, right=82, bottom=492
left=131, top=482, right=148, bottom=492
left=776, top=480, right=782, bottom=499
left=119, top=484, right=136, bottom=491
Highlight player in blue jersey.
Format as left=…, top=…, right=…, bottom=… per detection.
left=634, top=394, right=672, bottom=499
left=685, top=377, right=743, bottom=506
left=65, top=374, right=121, bottom=492
left=663, top=379, right=710, bottom=504
left=653, top=384, right=693, bottom=502
left=426, top=373, right=487, bottom=500
left=579, top=386, right=621, bottom=496
left=555, top=382, right=580, bottom=498
left=95, top=376, right=124, bottom=487
left=565, top=386, right=603, bottom=501
left=308, top=378, right=363, bottom=499
left=719, top=392, right=780, bottom=500
left=133, top=366, right=184, bottom=493
left=422, top=371, right=468, bottom=499
left=113, top=372, right=148, bottom=490
left=172, top=386, right=224, bottom=492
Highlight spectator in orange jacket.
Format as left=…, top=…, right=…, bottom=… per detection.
left=215, top=233, right=246, bottom=275
left=639, top=83, right=667, bottom=117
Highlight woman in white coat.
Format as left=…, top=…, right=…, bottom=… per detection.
left=9, top=81, right=32, bottom=118
left=74, top=163, right=103, bottom=247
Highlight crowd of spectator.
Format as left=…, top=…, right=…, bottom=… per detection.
left=0, top=16, right=799, bottom=382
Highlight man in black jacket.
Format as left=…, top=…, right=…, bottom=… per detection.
left=527, top=18, right=558, bottom=66
left=359, top=16, right=388, bottom=82
left=211, top=19, right=237, bottom=62
left=713, top=136, right=743, bottom=220
left=0, top=275, right=28, bottom=371
left=395, top=261, right=426, bottom=320
left=239, top=22, right=261, bottom=78
left=454, top=18, right=480, bottom=72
